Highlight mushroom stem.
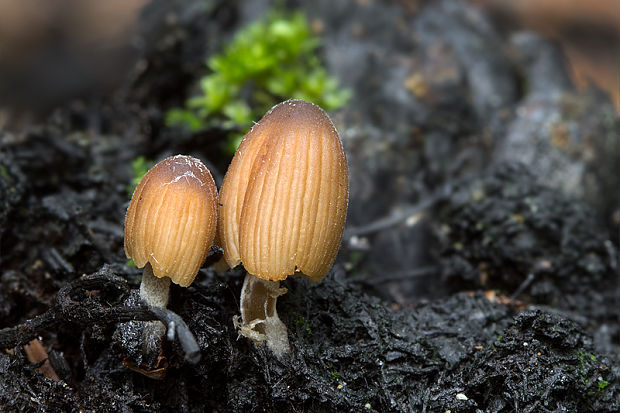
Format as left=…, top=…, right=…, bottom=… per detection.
left=235, top=273, right=290, bottom=359
left=139, top=262, right=171, bottom=308
left=139, top=263, right=171, bottom=359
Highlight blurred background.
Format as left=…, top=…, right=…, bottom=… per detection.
left=0, top=0, right=618, bottom=120
left=0, top=0, right=146, bottom=116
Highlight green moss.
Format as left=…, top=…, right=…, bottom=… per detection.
left=0, top=164, right=9, bottom=180
left=345, top=251, right=366, bottom=271
left=166, top=11, right=351, bottom=153
left=328, top=363, right=341, bottom=382
left=293, top=314, right=313, bottom=336
left=127, top=156, right=154, bottom=197
left=574, top=349, right=612, bottom=400
left=577, top=350, right=597, bottom=364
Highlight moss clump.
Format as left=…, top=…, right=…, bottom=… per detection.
left=0, top=164, right=10, bottom=181
left=127, top=156, right=153, bottom=197
left=166, top=11, right=351, bottom=153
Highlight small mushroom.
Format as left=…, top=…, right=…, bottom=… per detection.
left=217, top=100, right=348, bottom=357
left=124, top=155, right=217, bottom=356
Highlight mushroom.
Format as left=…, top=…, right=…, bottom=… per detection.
left=217, top=100, right=348, bottom=357
left=124, top=155, right=218, bottom=356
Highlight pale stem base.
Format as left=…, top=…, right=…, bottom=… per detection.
left=235, top=273, right=290, bottom=359
left=139, top=262, right=171, bottom=358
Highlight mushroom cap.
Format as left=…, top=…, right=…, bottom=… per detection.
left=124, top=155, right=218, bottom=287
left=217, top=99, right=349, bottom=282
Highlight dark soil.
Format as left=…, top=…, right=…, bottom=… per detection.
left=1, top=0, right=619, bottom=412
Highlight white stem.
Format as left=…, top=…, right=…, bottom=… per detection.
left=236, top=273, right=290, bottom=359
left=139, top=263, right=171, bottom=360
left=139, top=262, right=171, bottom=307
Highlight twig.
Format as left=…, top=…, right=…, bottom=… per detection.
left=343, top=181, right=456, bottom=240
left=510, top=273, right=536, bottom=300
left=150, top=307, right=201, bottom=364
left=0, top=310, right=58, bottom=349
left=0, top=267, right=202, bottom=364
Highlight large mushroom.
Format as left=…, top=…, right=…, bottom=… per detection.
left=217, top=99, right=349, bottom=357
left=124, top=155, right=218, bottom=356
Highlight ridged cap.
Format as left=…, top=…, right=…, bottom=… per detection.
left=124, top=155, right=218, bottom=287
left=217, top=100, right=348, bottom=282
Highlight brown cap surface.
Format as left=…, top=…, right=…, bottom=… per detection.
left=218, top=100, right=349, bottom=282
left=124, top=155, right=218, bottom=287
